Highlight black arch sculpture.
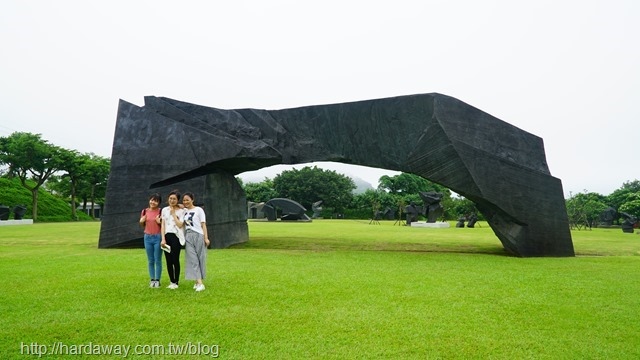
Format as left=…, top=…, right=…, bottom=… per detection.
left=98, top=93, right=574, bottom=257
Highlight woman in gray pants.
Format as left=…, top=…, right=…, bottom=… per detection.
left=181, top=192, right=210, bottom=292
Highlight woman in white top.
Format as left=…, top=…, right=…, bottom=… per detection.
left=160, top=190, right=186, bottom=289
left=182, top=192, right=210, bottom=292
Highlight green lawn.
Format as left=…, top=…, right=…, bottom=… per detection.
left=1, top=220, right=639, bottom=359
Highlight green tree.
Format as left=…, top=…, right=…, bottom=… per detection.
left=58, top=150, right=92, bottom=220
left=0, top=132, right=63, bottom=221
left=378, top=173, right=450, bottom=196
left=273, top=166, right=355, bottom=213
left=77, top=154, right=110, bottom=218
left=607, top=180, right=640, bottom=208
left=619, top=192, right=640, bottom=217
left=566, top=191, right=608, bottom=229
left=448, top=195, right=478, bottom=220
left=44, top=174, right=70, bottom=197
left=243, top=178, right=278, bottom=203
left=377, top=173, right=453, bottom=219
left=351, top=189, right=399, bottom=219
left=606, top=180, right=640, bottom=221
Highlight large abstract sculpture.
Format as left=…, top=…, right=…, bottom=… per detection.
left=99, top=93, right=574, bottom=257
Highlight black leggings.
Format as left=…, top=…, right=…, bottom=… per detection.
left=164, top=233, right=182, bottom=284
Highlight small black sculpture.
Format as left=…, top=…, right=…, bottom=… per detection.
left=419, top=191, right=444, bottom=223
left=263, top=198, right=311, bottom=222
left=405, top=202, right=421, bottom=225
left=247, top=201, right=265, bottom=219
left=466, top=213, right=478, bottom=228
left=372, top=207, right=394, bottom=221
left=312, top=201, right=323, bottom=219
left=13, top=205, right=27, bottom=220
left=455, top=216, right=466, bottom=228
left=0, top=205, right=9, bottom=221
left=382, top=207, right=394, bottom=220
left=599, top=207, right=617, bottom=226
left=620, top=212, right=638, bottom=233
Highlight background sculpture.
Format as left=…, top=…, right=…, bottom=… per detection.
left=13, top=205, right=27, bottom=220
left=0, top=205, right=9, bottom=220
left=312, top=201, right=323, bottom=219
left=620, top=212, right=638, bottom=233
left=456, top=213, right=478, bottom=228
left=466, top=213, right=478, bottom=228
left=247, top=201, right=266, bottom=219
left=0, top=204, right=29, bottom=221
left=404, top=202, right=421, bottom=225
left=263, top=198, right=311, bottom=221
left=418, top=191, right=444, bottom=223
left=99, top=93, right=574, bottom=257
left=382, top=207, right=394, bottom=220
left=599, top=207, right=617, bottom=227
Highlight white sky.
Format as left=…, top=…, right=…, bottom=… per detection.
left=1, top=0, right=638, bottom=197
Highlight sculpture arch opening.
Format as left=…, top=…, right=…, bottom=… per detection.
left=238, top=162, right=401, bottom=191
left=99, top=93, right=574, bottom=257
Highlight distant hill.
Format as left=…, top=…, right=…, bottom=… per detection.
left=352, top=176, right=375, bottom=194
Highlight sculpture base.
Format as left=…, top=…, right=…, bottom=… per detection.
left=410, top=221, right=450, bottom=228
left=0, top=219, right=34, bottom=226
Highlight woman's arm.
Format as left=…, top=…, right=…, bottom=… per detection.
left=155, top=208, right=162, bottom=224
left=160, top=210, right=167, bottom=245
left=139, top=209, right=146, bottom=227
left=199, top=207, right=209, bottom=246
left=171, top=207, right=184, bottom=228
left=202, top=221, right=210, bottom=247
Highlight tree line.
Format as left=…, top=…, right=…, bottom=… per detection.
left=241, top=167, right=640, bottom=226
left=2, top=131, right=638, bottom=226
left=565, top=182, right=640, bottom=229
left=240, top=166, right=476, bottom=221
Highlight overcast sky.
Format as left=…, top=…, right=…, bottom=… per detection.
left=1, top=1, right=638, bottom=197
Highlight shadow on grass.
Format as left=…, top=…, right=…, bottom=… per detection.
left=229, top=237, right=509, bottom=256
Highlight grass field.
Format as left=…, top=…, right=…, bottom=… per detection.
left=1, top=220, right=640, bottom=359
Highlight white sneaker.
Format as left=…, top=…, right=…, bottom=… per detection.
left=193, top=283, right=198, bottom=289
left=167, top=283, right=179, bottom=289
left=149, top=281, right=155, bottom=288
left=195, top=284, right=205, bottom=292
